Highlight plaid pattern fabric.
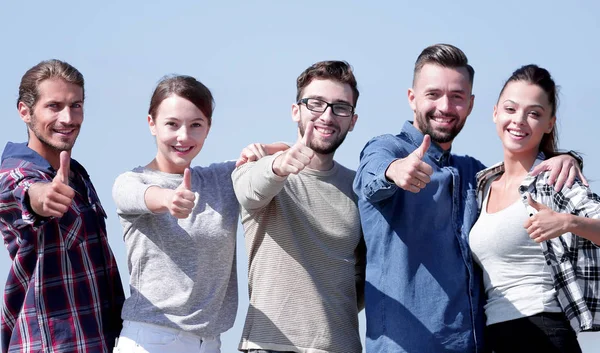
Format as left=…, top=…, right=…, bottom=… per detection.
left=476, top=153, right=600, bottom=333
left=1, top=143, right=125, bottom=353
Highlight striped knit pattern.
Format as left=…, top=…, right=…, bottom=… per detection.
left=232, top=155, right=363, bottom=353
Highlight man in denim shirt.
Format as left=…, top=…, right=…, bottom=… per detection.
left=353, top=44, right=583, bottom=352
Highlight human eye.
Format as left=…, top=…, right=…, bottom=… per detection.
left=165, top=121, right=177, bottom=127
left=191, top=122, right=203, bottom=128
left=503, top=105, right=516, bottom=113
left=528, top=110, right=541, bottom=118
left=333, top=104, right=353, bottom=116
left=71, top=103, right=82, bottom=109
left=307, top=99, right=325, bottom=108
left=425, top=92, right=438, bottom=99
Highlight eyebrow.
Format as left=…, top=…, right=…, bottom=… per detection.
left=423, top=87, right=467, bottom=94
left=503, top=99, right=546, bottom=111
left=308, top=95, right=352, bottom=105
left=164, top=116, right=206, bottom=122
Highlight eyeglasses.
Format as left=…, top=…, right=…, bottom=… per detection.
left=297, top=98, right=355, bottom=117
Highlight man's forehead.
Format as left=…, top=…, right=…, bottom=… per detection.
left=415, top=64, right=472, bottom=91
left=37, top=78, right=83, bottom=101
left=302, top=79, right=354, bottom=101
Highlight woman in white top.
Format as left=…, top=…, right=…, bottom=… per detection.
left=469, top=64, right=600, bottom=353
left=112, top=75, right=285, bottom=353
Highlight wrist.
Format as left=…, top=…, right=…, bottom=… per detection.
left=561, top=213, right=576, bottom=234
left=271, top=154, right=287, bottom=177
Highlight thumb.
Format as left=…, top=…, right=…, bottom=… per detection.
left=413, top=134, right=431, bottom=159
left=55, top=151, right=70, bottom=184
left=181, top=168, right=192, bottom=190
left=527, top=193, right=543, bottom=211
left=301, top=120, right=314, bottom=147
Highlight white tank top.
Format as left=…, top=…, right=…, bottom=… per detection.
left=469, top=179, right=561, bottom=325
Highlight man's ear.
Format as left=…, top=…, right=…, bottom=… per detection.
left=18, top=102, right=32, bottom=123
left=348, top=114, right=358, bottom=132
left=467, top=94, right=475, bottom=117
left=407, top=88, right=417, bottom=112
left=291, top=103, right=300, bottom=123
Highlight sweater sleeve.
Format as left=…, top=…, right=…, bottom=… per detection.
left=231, top=153, right=288, bottom=212
left=112, top=171, right=155, bottom=215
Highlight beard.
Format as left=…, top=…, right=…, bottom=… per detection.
left=28, top=113, right=80, bottom=152
left=298, top=121, right=348, bottom=155
left=415, top=109, right=465, bottom=144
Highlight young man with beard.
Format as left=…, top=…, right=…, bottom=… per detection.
left=0, top=60, right=125, bottom=353
left=353, top=44, right=584, bottom=353
left=232, top=60, right=365, bottom=353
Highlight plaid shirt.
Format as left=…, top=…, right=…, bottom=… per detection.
left=0, top=142, right=125, bottom=353
left=476, top=153, right=600, bottom=333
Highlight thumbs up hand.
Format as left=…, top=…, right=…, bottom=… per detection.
left=29, top=151, right=75, bottom=218
left=272, top=121, right=315, bottom=177
left=524, top=193, right=567, bottom=243
left=385, top=135, right=434, bottom=193
left=168, top=168, right=196, bottom=219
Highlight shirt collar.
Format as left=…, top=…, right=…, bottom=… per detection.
left=475, top=152, right=546, bottom=208
left=2, top=141, right=89, bottom=178
left=402, top=121, right=451, bottom=165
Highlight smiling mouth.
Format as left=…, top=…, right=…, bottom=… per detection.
left=315, top=126, right=335, bottom=136
left=172, top=146, right=193, bottom=153
left=53, top=128, right=76, bottom=136
left=507, top=129, right=528, bottom=137
left=431, top=116, right=454, bottom=124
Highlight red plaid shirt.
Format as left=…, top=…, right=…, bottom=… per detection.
left=1, top=142, right=124, bottom=353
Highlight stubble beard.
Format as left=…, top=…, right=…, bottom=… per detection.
left=28, top=113, right=79, bottom=152
left=298, top=121, right=348, bottom=155
left=415, top=110, right=465, bottom=144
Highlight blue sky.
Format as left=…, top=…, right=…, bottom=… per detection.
left=1, top=1, right=599, bottom=351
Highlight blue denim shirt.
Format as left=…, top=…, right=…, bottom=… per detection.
left=353, top=121, right=487, bottom=353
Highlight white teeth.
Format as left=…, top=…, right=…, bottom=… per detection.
left=433, top=117, right=452, bottom=123
left=173, top=146, right=192, bottom=152
left=316, top=127, right=334, bottom=134
left=508, top=130, right=526, bottom=137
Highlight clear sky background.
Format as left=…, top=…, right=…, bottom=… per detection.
left=1, top=1, right=599, bottom=351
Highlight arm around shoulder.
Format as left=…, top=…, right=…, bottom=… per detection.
left=231, top=154, right=287, bottom=212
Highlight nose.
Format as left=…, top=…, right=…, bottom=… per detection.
left=512, top=110, right=527, bottom=125
left=57, top=107, right=75, bottom=124
left=177, top=126, right=191, bottom=142
left=318, top=105, right=335, bottom=123
left=437, top=95, right=450, bottom=113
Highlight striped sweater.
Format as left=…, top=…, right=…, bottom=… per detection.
left=232, top=154, right=365, bottom=353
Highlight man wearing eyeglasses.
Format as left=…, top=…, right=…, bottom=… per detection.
left=232, top=60, right=365, bottom=353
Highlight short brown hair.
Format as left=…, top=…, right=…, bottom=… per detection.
left=148, top=75, right=214, bottom=126
left=296, top=60, right=359, bottom=106
left=413, top=44, right=475, bottom=86
left=18, top=59, right=84, bottom=110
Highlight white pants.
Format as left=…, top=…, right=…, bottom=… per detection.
left=113, top=320, right=221, bottom=353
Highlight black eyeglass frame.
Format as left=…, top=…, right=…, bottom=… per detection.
left=297, top=97, right=355, bottom=117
